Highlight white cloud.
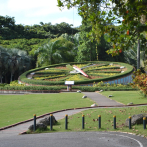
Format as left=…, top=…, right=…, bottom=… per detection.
left=8, top=0, right=54, bottom=11
left=25, top=7, right=67, bottom=17
left=0, top=0, right=82, bottom=27
left=7, top=0, right=67, bottom=14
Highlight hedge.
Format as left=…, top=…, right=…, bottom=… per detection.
left=0, top=85, right=137, bottom=92
left=0, top=86, right=61, bottom=90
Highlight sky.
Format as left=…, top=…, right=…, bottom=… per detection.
left=0, top=0, right=82, bottom=27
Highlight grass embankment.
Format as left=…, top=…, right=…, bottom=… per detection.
left=41, top=106, right=147, bottom=138
left=0, top=93, right=93, bottom=128
left=100, top=91, right=147, bottom=105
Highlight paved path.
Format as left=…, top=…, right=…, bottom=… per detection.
left=0, top=92, right=147, bottom=147
left=82, top=92, right=123, bottom=106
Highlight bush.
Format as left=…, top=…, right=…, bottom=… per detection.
left=9, top=80, right=25, bottom=86
left=0, top=83, right=8, bottom=87
left=131, top=70, right=147, bottom=96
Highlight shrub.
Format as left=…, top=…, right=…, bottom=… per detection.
left=131, top=70, right=147, bottom=96
left=9, top=80, right=25, bottom=86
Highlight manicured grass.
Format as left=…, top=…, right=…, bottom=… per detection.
left=0, top=93, right=94, bottom=128
left=39, top=106, right=147, bottom=138
left=100, top=91, right=147, bottom=105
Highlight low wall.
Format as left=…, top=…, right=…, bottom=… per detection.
left=79, top=72, right=133, bottom=86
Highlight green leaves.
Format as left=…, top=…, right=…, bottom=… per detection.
left=57, top=0, right=147, bottom=56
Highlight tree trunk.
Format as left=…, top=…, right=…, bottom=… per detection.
left=0, top=77, right=2, bottom=83
left=10, top=73, right=13, bottom=82
left=50, top=55, right=52, bottom=65
left=137, top=39, right=140, bottom=70
left=90, top=42, right=92, bottom=61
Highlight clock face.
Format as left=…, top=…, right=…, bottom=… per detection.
left=31, top=62, right=124, bottom=82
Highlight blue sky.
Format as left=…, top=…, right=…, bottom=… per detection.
left=0, top=0, right=82, bottom=27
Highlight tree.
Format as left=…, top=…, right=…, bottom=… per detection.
left=57, top=0, right=147, bottom=68
left=124, top=43, right=146, bottom=69
left=76, top=22, right=97, bottom=62
left=0, top=15, right=79, bottom=40
left=35, top=39, right=70, bottom=67
left=75, top=21, right=124, bottom=62
left=0, top=46, right=9, bottom=83
left=0, top=46, right=31, bottom=83
left=60, top=33, right=80, bottom=58
left=7, top=48, right=31, bottom=82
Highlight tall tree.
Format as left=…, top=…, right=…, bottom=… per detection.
left=0, top=46, right=31, bottom=83
left=0, top=46, right=9, bottom=83
left=35, top=39, right=68, bottom=67
left=7, top=49, right=28, bottom=82
left=57, top=0, right=147, bottom=68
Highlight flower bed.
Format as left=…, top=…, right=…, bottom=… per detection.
left=19, top=61, right=134, bottom=86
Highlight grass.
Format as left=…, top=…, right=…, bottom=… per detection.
left=2, top=90, right=147, bottom=138
left=34, top=106, right=147, bottom=138
left=0, top=93, right=94, bottom=128
left=100, top=91, right=147, bottom=105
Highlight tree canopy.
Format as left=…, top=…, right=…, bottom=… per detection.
left=57, top=0, right=147, bottom=56
left=0, top=15, right=79, bottom=40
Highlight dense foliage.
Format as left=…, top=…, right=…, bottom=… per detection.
left=57, top=0, right=147, bottom=55
left=132, top=70, right=147, bottom=96
left=0, top=15, right=79, bottom=40
left=76, top=22, right=125, bottom=62
left=0, top=46, right=31, bottom=83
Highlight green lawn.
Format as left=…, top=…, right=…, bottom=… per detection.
left=0, top=93, right=94, bottom=128
left=100, top=91, right=147, bottom=105
left=41, top=106, right=147, bottom=138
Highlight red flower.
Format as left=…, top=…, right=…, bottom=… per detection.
left=119, top=49, right=122, bottom=53
left=127, top=30, right=129, bottom=35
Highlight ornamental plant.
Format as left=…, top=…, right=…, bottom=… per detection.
left=131, top=70, right=147, bottom=96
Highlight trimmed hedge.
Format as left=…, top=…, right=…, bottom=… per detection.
left=19, top=61, right=134, bottom=86
left=73, top=86, right=138, bottom=92
left=0, top=86, right=61, bottom=90
left=0, top=85, right=137, bottom=92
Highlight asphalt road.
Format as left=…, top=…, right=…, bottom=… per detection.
left=0, top=132, right=147, bottom=147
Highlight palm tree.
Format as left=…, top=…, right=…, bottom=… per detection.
left=17, top=50, right=31, bottom=75
left=60, top=33, right=80, bottom=59
left=124, top=44, right=146, bottom=70
left=7, top=48, right=31, bottom=82
left=35, top=40, right=67, bottom=67
left=0, top=46, right=9, bottom=83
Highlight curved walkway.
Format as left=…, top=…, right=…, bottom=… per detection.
left=82, top=92, right=123, bottom=106
left=0, top=92, right=147, bottom=147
